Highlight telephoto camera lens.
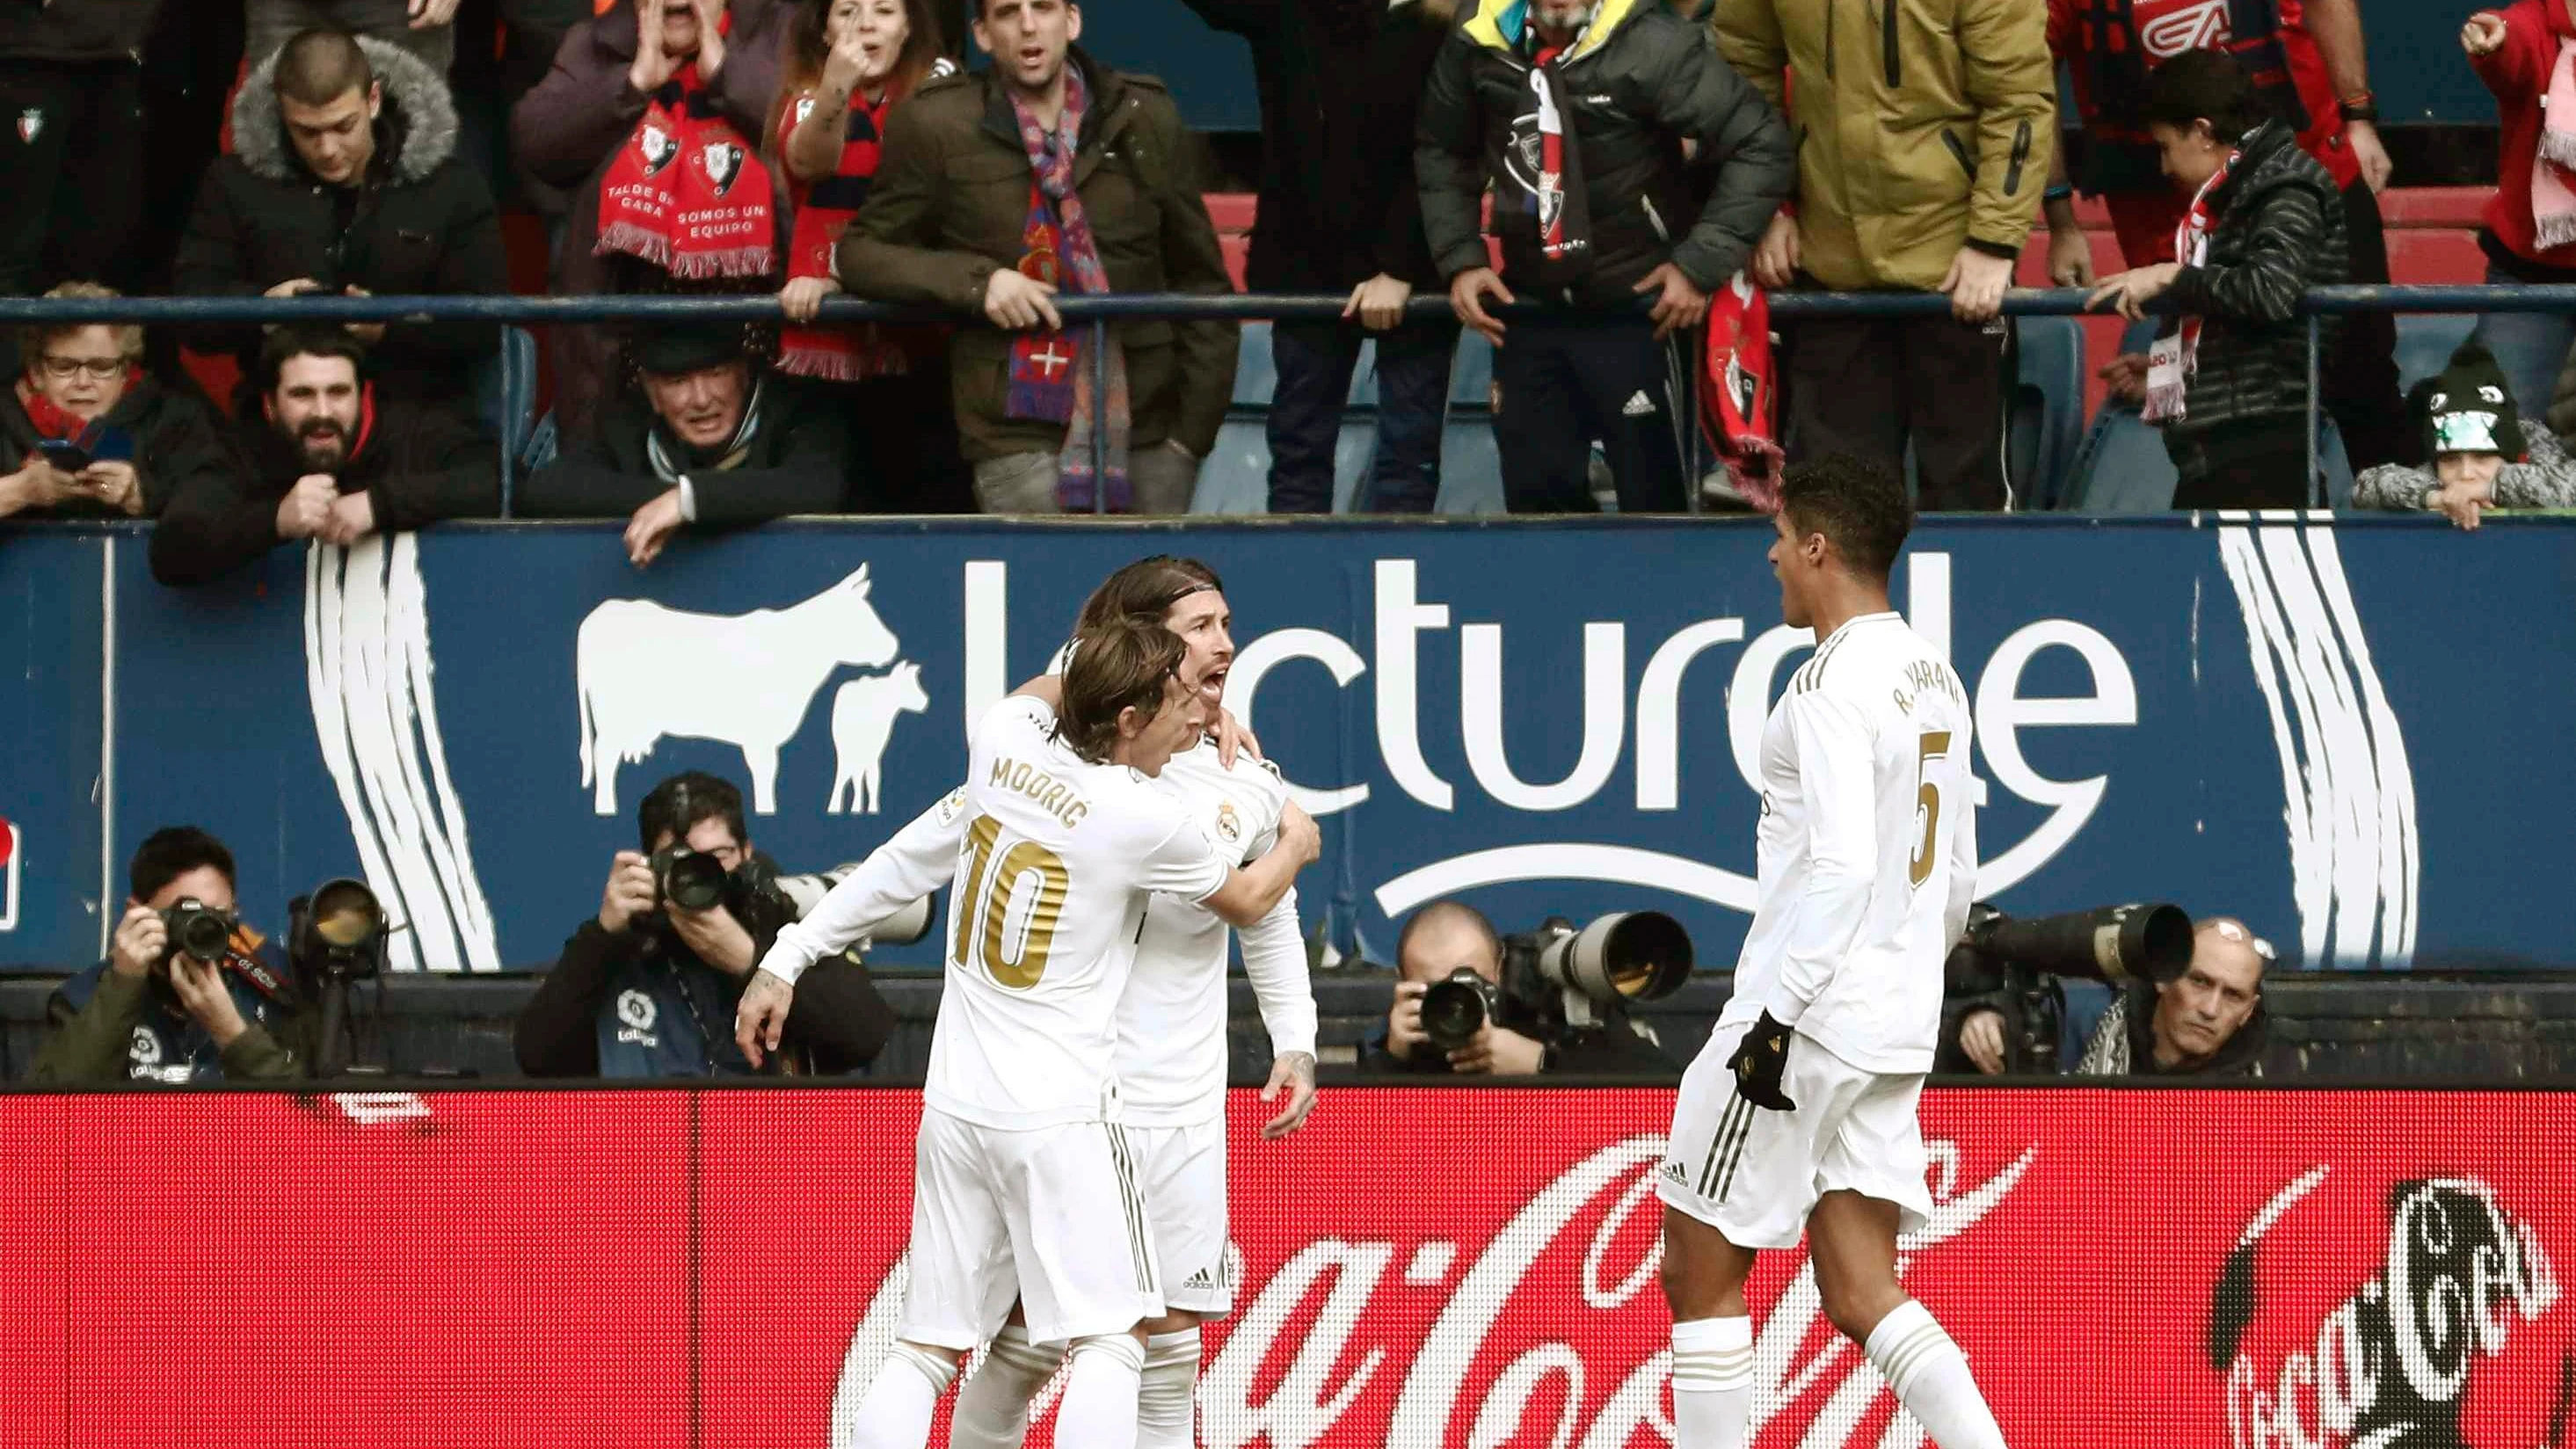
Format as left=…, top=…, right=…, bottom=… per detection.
left=655, top=848, right=729, bottom=912
left=1420, top=968, right=1497, bottom=1052
left=1535, top=911, right=1694, bottom=1003
left=160, top=898, right=235, bottom=965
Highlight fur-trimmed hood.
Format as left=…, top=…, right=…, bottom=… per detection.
left=231, top=35, right=461, bottom=186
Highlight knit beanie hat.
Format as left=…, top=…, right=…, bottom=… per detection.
left=2419, top=340, right=2523, bottom=460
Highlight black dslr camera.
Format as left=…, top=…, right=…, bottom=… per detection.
left=650, top=845, right=731, bottom=912
left=1420, top=912, right=1693, bottom=1052
left=1942, top=901, right=2194, bottom=1073
left=159, top=898, right=238, bottom=966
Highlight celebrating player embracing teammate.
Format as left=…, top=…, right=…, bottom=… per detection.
left=743, top=558, right=1321, bottom=1449
left=1658, top=455, right=2010, bottom=1449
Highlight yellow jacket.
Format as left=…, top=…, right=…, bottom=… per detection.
left=1711, top=0, right=2055, bottom=292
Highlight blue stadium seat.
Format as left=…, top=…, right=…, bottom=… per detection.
left=1231, top=320, right=1277, bottom=407
left=471, top=325, right=540, bottom=462
left=2012, top=317, right=2085, bottom=509
left=2394, top=314, right=2478, bottom=391
left=1450, top=331, right=1495, bottom=408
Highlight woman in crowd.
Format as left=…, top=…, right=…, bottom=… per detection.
left=2088, top=52, right=2347, bottom=511
left=0, top=283, right=234, bottom=521
left=2353, top=339, right=2576, bottom=528
left=2462, top=3, right=2576, bottom=418
left=771, top=0, right=972, bottom=512
left=513, top=0, right=793, bottom=445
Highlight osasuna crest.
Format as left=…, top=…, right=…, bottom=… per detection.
left=794, top=96, right=817, bottom=127
left=700, top=141, right=745, bottom=196
left=15, top=108, right=41, bottom=145
left=639, top=123, right=680, bottom=175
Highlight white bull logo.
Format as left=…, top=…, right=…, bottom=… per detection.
left=827, top=661, right=930, bottom=815
left=576, top=565, right=901, bottom=815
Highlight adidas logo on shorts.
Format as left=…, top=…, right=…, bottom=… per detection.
left=1183, top=1267, right=1218, bottom=1290
left=1659, top=1159, right=1689, bottom=1184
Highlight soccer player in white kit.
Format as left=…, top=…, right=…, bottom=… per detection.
left=794, top=618, right=1321, bottom=1449
left=1655, top=456, right=2010, bottom=1449
left=741, top=557, right=1319, bottom=1449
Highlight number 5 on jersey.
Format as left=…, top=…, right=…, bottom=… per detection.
left=953, top=814, right=1068, bottom=987
left=1909, top=731, right=1952, bottom=888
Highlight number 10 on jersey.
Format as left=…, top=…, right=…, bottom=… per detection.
left=952, top=814, right=1069, bottom=987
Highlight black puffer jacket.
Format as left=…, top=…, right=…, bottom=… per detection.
left=0, top=376, right=235, bottom=521
left=1415, top=0, right=1794, bottom=304
left=149, top=399, right=498, bottom=586
left=0, top=0, right=161, bottom=63
left=2157, top=120, right=2348, bottom=435
left=1180, top=0, right=1455, bottom=293
left=173, top=35, right=508, bottom=413
left=517, top=374, right=858, bottom=522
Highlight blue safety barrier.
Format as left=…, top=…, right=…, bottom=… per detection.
left=10, top=285, right=2571, bottom=513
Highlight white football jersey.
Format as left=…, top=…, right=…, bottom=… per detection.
left=759, top=724, right=1318, bottom=1126
left=924, top=697, right=1232, bottom=1128
left=1120, top=741, right=1311, bottom=1125
left=1714, top=611, right=1979, bottom=1074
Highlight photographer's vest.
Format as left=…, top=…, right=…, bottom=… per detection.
left=593, top=948, right=757, bottom=1079
left=55, top=953, right=295, bottom=1083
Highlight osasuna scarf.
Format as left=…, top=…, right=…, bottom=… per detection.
left=1002, top=62, right=1130, bottom=512
left=2143, top=142, right=2239, bottom=426
left=598, top=37, right=775, bottom=280
left=1500, top=22, right=1591, bottom=285
left=19, top=369, right=142, bottom=459
left=2533, top=40, right=2576, bottom=251
left=777, top=59, right=957, bottom=381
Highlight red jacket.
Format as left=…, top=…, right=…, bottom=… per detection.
left=2470, top=0, right=2576, bottom=271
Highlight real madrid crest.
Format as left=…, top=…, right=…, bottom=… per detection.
left=1214, top=801, right=1241, bottom=845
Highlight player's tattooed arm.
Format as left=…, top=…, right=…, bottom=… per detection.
left=1259, top=1051, right=1318, bottom=1140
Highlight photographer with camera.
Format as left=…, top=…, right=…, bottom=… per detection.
left=1939, top=904, right=2269, bottom=1079
left=2070, top=916, right=2271, bottom=1078
left=1371, top=900, right=1677, bottom=1077
left=514, top=771, right=894, bottom=1078
left=28, top=827, right=317, bottom=1083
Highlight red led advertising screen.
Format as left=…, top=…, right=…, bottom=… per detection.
left=0, top=1086, right=2565, bottom=1447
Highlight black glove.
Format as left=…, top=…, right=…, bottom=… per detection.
left=1725, top=1011, right=1796, bottom=1111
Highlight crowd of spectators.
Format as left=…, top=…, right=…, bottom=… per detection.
left=0, top=0, right=2561, bottom=535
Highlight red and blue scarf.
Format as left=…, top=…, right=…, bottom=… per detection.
left=1002, top=62, right=1130, bottom=512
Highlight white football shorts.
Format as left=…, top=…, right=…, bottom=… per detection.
left=1128, top=1116, right=1233, bottom=1317
left=896, top=1109, right=1162, bottom=1349
left=1656, top=1030, right=1934, bottom=1250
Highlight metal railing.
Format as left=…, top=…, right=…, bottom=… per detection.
left=4, top=284, right=2558, bottom=513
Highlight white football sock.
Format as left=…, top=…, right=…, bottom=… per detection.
left=847, top=1342, right=957, bottom=1449
left=1670, top=1315, right=1754, bottom=1447
left=1135, top=1329, right=1202, bottom=1449
left=1862, top=1300, right=2007, bottom=1449
left=949, top=1323, right=1061, bottom=1449
left=1053, top=1334, right=1148, bottom=1449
